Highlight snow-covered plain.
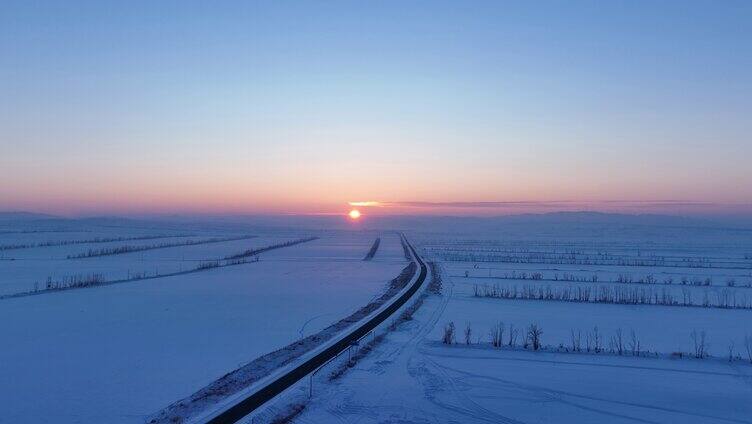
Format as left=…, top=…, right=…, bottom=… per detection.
left=0, top=220, right=408, bottom=423
left=4, top=215, right=752, bottom=424
left=265, top=217, right=752, bottom=424
left=0, top=235, right=299, bottom=295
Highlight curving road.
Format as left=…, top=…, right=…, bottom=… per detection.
left=204, top=234, right=427, bottom=423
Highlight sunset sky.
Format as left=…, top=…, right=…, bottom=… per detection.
left=2, top=1, right=751, bottom=216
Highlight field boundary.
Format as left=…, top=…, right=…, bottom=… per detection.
left=363, top=237, right=381, bottom=261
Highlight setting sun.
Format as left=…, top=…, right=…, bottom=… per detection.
left=348, top=209, right=362, bottom=220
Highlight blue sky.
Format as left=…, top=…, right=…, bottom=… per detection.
left=2, top=1, right=751, bottom=215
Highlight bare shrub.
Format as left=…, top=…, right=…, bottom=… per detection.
left=527, top=324, right=543, bottom=351
left=508, top=323, right=518, bottom=347
left=628, top=330, right=641, bottom=356
left=427, top=262, right=443, bottom=294
left=691, top=329, right=708, bottom=358
left=69, top=235, right=255, bottom=259
left=585, top=332, right=592, bottom=352
left=43, top=273, right=106, bottom=290
left=681, top=288, right=691, bottom=306
left=745, top=334, right=752, bottom=364
left=442, top=322, right=456, bottom=345
left=464, top=322, right=473, bottom=345
left=474, top=281, right=752, bottom=310
left=728, top=341, right=736, bottom=362
left=570, top=329, right=582, bottom=352
left=195, top=261, right=220, bottom=270
left=225, top=237, right=318, bottom=260
left=610, top=328, right=624, bottom=355
left=592, top=326, right=602, bottom=353
left=490, top=322, right=504, bottom=348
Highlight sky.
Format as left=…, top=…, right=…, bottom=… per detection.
left=1, top=1, right=751, bottom=217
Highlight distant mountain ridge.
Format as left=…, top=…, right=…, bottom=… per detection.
left=2, top=210, right=751, bottom=231
left=0, top=211, right=61, bottom=221
left=491, top=211, right=709, bottom=225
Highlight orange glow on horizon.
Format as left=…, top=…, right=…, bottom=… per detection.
left=349, top=201, right=381, bottom=207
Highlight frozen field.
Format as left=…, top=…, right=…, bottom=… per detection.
left=371, top=232, right=410, bottom=262
left=257, top=279, right=752, bottom=424
left=259, top=231, right=405, bottom=263
left=0, top=235, right=299, bottom=295
left=4, top=215, right=752, bottom=424
left=272, top=218, right=752, bottom=424
left=0, top=219, right=409, bottom=423
left=418, top=220, right=752, bottom=357
left=439, top=293, right=750, bottom=357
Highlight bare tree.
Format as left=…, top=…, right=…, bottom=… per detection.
left=611, top=328, right=624, bottom=355
left=628, top=330, right=641, bottom=356
left=508, top=323, right=518, bottom=347
left=728, top=341, right=736, bottom=362
left=570, top=329, right=582, bottom=352
left=490, top=321, right=504, bottom=348
left=442, top=322, right=456, bottom=345
left=585, top=332, right=592, bottom=352
left=691, top=329, right=708, bottom=358
left=527, top=324, right=543, bottom=351
left=464, top=322, right=473, bottom=345
left=592, top=326, right=602, bottom=353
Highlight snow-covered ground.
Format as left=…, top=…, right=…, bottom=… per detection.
left=261, top=219, right=752, bottom=424
left=439, top=292, right=750, bottom=357
left=0, top=221, right=408, bottom=423
left=4, top=215, right=752, bottom=423
left=269, top=264, right=752, bottom=424
left=260, top=232, right=386, bottom=262
left=0, top=235, right=299, bottom=295
left=371, top=232, right=409, bottom=262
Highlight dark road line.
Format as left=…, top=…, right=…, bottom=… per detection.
left=206, top=234, right=427, bottom=423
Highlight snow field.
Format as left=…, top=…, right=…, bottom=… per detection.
left=285, top=226, right=752, bottom=423
left=0, top=236, right=298, bottom=295
left=0, top=225, right=408, bottom=423
left=266, top=277, right=752, bottom=424
left=426, top=234, right=752, bottom=360
left=437, top=293, right=751, bottom=357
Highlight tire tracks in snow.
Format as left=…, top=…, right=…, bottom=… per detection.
left=427, top=362, right=751, bottom=424
left=409, top=279, right=527, bottom=424
left=421, top=349, right=746, bottom=378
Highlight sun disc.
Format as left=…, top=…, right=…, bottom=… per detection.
left=349, top=209, right=361, bottom=220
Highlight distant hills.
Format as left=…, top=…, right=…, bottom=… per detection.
left=0, top=211, right=60, bottom=221
left=1, top=210, right=750, bottom=231
left=488, top=211, right=708, bottom=226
